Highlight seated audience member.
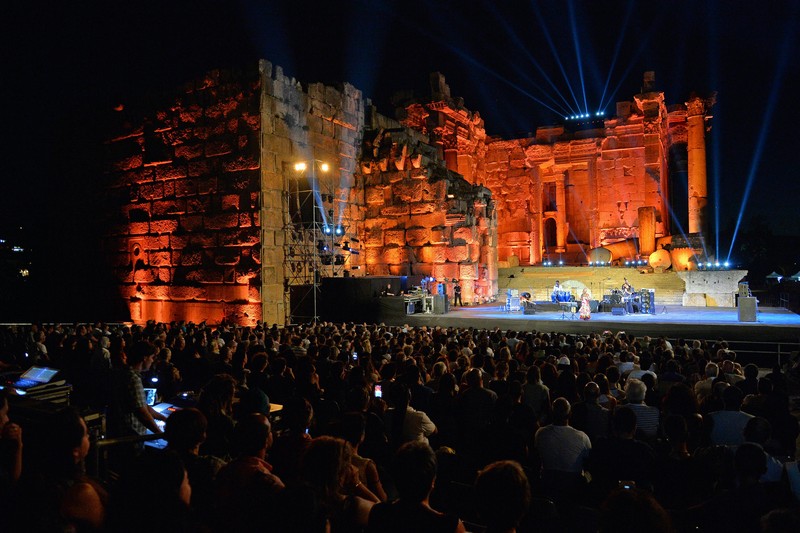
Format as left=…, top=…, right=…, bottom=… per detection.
left=653, top=415, right=707, bottom=510
left=741, top=417, right=784, bottom=483
left=301, top=436, right=375, bottom=532
left=570, top=381, right=611, bottom=444
left=622, top=378, right=659, bottom=440
left=587, top=406, right=655, bottom=499
left=270, top=396, right=314, bottom=487
left=106, top=450, right=194, bottom=533
left=197, top=374, right=237, bottom=460
left=12, top=407, right=106, bottom=532
left=214, top=413, right=284, bottom=531
left=336, top=412, right=387, bottom=501
left=534, top=397, right=592, bottom=499
left=598, top=488, right=673, bottom=533
left=0, top=390, right=23, bottom=489
left=689, top=443, right=777, bottom=533
left=474, top=461, right=531, bottom=533
left=694, top=362, right=719, bottom=402
left=165, top=408, right=225, bottom=517
left=367, top=441, right=465, bottom=533
left=522, top=365, right=551, bottom=424
left=707, top=384, right=753, bottom=446
left=386, top=382, right=437, bottom=449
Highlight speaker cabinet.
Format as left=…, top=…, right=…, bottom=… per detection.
left=640, top=289, right=656, bottom=315
left=611, top=306, right=627, bottom=316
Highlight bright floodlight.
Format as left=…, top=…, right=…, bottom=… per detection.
left=320, top=162, right=330, bottom=172
left=724, top=261, right=730, bottom=268
left=294, top=162, right=307, bottom=172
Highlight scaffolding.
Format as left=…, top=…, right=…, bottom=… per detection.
left=282, top=160, right=354, bottom=324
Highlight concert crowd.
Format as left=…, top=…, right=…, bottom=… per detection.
left=1, top=320, right=800, bottom=532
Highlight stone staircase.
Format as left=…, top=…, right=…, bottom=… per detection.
left=497, top=266, right=686, bottom=305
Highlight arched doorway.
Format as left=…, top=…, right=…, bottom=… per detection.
left=543, top=217, right=557, bottom=257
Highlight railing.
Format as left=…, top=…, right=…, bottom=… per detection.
left=666, top=338, right=800, bottom=369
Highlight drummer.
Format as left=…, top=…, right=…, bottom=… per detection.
left=551, top=280, right=561, bottom=302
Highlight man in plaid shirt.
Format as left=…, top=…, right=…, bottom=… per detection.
left=109, top=340, right=166, bottom=437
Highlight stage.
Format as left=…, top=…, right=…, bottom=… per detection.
left=395, top=303, right=800, bottom=343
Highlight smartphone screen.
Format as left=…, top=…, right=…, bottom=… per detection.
left=352, top=352, right=358, bottom=362
left=374, top=384, right=382, bottom=398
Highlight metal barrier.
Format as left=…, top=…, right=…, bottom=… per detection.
left=666, top=338, right=800, bottom=369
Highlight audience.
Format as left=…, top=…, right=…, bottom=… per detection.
left=0, top=320, right=797, bottom=532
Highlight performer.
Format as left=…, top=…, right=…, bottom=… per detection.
left=579, top=288, right=592, bottom=320
left=551, top=280, right=561, bottom=302
left=621, top=277, right=639, bottom=313
left=621, top=277, right=633, bottom=296
left=453, top=281, right=463, bottom=307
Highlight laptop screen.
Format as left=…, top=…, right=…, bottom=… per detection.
left=143, top=388, right=157, bottom=406
left=19, top=366, right=59, bottom=384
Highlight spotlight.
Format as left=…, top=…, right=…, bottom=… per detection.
left=723, top=261, right=730, bottom=268
left=320, top=162, right=330, bottom=172
left=335, top=226, right=343, bottom=236
left=559, top=260, right=564, bottom=265
left=323, top=226, right=332, bottom=235
left=715, top=262, right=720, bottom=268
left=625, top=261, right=630, bottom=266
left=706, top=262, right=712, bottom=268
left=294, top=162, right=307, bottom=172
left=588, top=261, right=593, bottom=266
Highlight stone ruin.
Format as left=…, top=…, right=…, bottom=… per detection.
left=103, top=62, right=712, bottom=325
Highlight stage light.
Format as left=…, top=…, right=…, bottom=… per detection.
left=322, top=226, right=332, bottom=235
left=559, top=260, right=564, bottom=265
left=320, top=163, right=330, bottom=172
left=335, top=226, right=343, bottom=236
left=588, top=261, right=593, bottom=266
left=706, top=262, right=712, bottom=268
left=724, top=261, right=730, bottom=268
left=715, top=262, right=720, bottom=268
left=294, top=162, right=307, bottom=172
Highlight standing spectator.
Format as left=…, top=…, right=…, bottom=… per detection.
left=108, top=340, right=165, bottom=439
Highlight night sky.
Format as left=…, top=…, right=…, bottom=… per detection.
left=1, top=0, right=798, bottom=317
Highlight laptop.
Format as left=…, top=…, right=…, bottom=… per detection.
left=12, top=366, right=60, bottom=390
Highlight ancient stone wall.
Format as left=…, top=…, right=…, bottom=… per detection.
left=359, top=121, right=498, bottom=303
left=259, top=60, right=366, bottom=325
left=104, top=68, right=263, bottom=325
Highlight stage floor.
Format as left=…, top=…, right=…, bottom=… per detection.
left=399, top=304, right=800, bottom=342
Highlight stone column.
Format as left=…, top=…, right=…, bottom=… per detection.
left=638, top=206, right=656, bottom=256
left=687, top=96, right=709, bottom=236
left=555, top=174, right=566, bottom=252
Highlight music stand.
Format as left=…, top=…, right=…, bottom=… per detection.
left=560, top=301, right=577, bottom=320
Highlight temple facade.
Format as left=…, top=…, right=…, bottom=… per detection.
left=103, top=62, right=711, bottom=325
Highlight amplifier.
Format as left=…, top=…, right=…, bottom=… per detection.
left=611, top=305, right=627, bottom=316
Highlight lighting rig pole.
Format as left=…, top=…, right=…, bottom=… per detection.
left=293, top=160, right=330, bottom=324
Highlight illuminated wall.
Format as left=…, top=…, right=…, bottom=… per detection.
left=399, top=74, right=702, bottom=266
left=104, top=69, right=263, bottom=325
